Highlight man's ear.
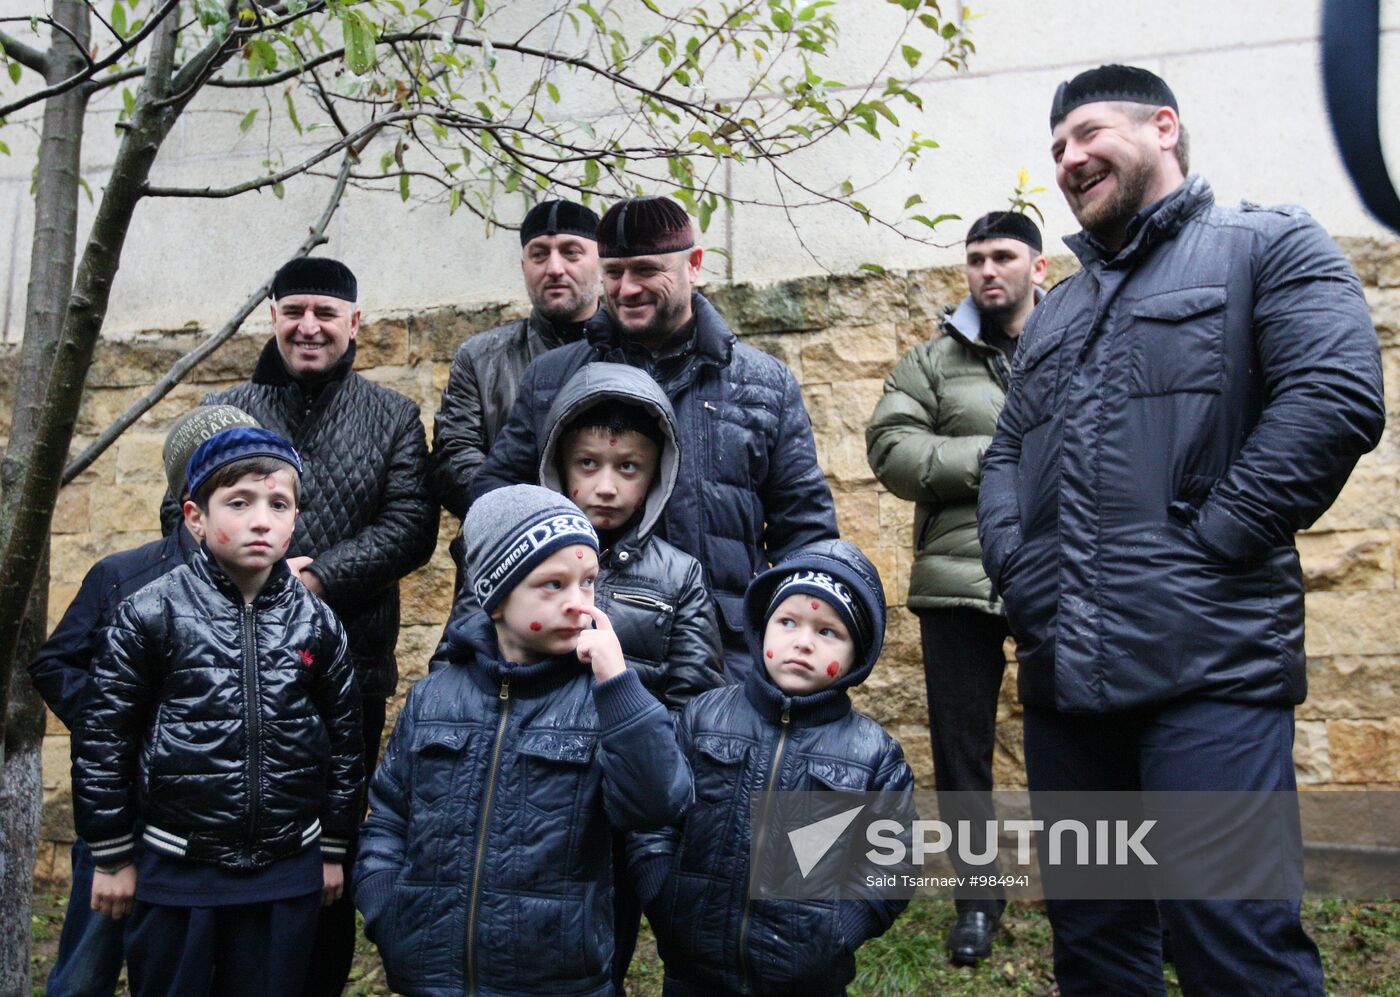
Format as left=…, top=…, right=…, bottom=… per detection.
left=183, top=499, right=205, bottom=537
left=1031, top=254, right=1049, bottom=286
left=349, top=307, right=361, bottom=340
left=686, top=245, right=704, bottom=281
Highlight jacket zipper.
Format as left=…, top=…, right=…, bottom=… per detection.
left=737, top=706, right=791, bottom=992
left=466, top=677, right=511, bottom=996
left=241, top=603, right=262, bottom=853
left=611, top=591, right=674, bottom=614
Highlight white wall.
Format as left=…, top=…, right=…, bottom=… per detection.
left=2, top=0, right=1399, bottom=339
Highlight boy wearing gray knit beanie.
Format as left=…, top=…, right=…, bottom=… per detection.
left=355, top=484, right=693, bottom=997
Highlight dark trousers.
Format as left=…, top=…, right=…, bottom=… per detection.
left=1023, top=698, right=1324, bottom=997
left=299, top=694, right=388, bottom=997
left=126, top=891, right=322, bottom=997
left=611, top=831, right=642, bottom=994
left=917, top=606, right=1010, bottom=916
left=46, top=839, right=125, bottom=997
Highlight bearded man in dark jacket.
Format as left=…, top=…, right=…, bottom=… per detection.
left=162, top=256, right=437, bottom=997
left=978, top=66, right=1384, bottom=996
left=431, top=199, right=601, bottom=592
left=472, top=196, right=839, bottom=679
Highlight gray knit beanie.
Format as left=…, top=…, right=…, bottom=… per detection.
left=465, top=484, right=599, bottom=614
left=163, top=405, right=260, bottom=500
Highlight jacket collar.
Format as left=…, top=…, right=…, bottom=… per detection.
left=528, top=306, right=595, bottom=351
left=189, top=542, right=293, bottom=608
left=586, top=292, right=735, bottom=369
left=1065, top=175, right=1214, bottom=269
left=943, top=287, right=1047, bottom=348
left=251, top=336, right=358, bottom=389
left=742, top=665, right=853, bottom=728
left=448, top=610, right=588, bottom=695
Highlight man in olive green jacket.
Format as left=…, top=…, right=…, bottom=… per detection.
left=865, top=211, right=1046, bottom=966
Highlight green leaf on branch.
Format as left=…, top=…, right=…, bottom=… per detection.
left=449, top=187, right=461, bottom=215
left=111, top=2, right=127, bottom=38
left=901, top=44, right=921, bottom=68
left=546, top=82, right=560, bottom=103
left=6, top=62, right=20, bottom=84
left=272, top=181, right=285, bottom=199
left=341, top=10, right=378, bottom=75
left=399, top=173, right=410, bottom=201
left=284, top=94, right=302, bottom=134
left=239, top=109, right=258, bottom=133
left=904, top=193, right=923, bottom=209
left=859, top=262, right=886, bottom=274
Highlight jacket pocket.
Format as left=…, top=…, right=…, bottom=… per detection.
left=691, top=733, right=749, bottom=805
left=1127, top=285, right=1227, bottom=397
left=804, top=757, right=873, bottom=793
left=409, top=725, right=470, bottom=807
left=517, top=728, right=597, bottom=815
left=1013, top=322, right=1067, bottom=426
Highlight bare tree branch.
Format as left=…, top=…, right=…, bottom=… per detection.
left=0, top=30, right=48, bottom=73
left=0, top=0, right=181, bottom=119
left=62, top=155, right=353, bottom=484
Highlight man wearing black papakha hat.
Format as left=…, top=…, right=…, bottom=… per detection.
left=866, top=209, right=1047, bottom=967
left=160, top=255, right=437, bottom=997
left=430, top=199, right=602, bottom=596
left=977, top=65, right=1384, bottom=994
left=473, top=195, right=838, bottom=683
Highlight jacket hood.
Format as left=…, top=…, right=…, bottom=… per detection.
left=945, top=287, right=1048, bottom=345
left=538, top=362, right=680, bottom=545
left=742, top=540, right=887, bottom=724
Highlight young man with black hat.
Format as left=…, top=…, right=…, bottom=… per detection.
left=978, top=65, right=1384, bottom=994
left=431, top=198, right=603, bottom=595
left=865, top=210, right=1046, bottom=967
left=162, top=255, right=437, bottom=997
left=30, top=405, right=258, bottom=997
left=473, top=196, right=838, bottom=680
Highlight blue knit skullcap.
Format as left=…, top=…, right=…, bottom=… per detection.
left=185, top=427, right=303, bottom=501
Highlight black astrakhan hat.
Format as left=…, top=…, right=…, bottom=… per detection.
left=271, top=256, right=357, bottom=302
left=966, top=211, right=1042, bottom=254
left=1049, top=64, right=1177, bottom=131
left=520, top=199, right=601, bottom=247
left=596, top=196, right=695, bottom=259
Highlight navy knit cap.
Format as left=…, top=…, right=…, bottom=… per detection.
left=765, top=570, right=872, bottom=652
left=271, top=256, right=357, bottom=302
left=966, top=211, right=1042, bottom=254
left=185, top=427, right=303, bottom=502
left=1049, top=64, right=1177, bottom=131
left=520, top=200, right=601, bottom=247
left=596, top=196, right=695, bottom=259
left=465, top=484, right=599, bottom=614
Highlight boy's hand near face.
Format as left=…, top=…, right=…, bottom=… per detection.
left=572, top=604, right=626, bottom=682
left=91, top=864, right=137, bottom=920
left=322, top=861, right=344, bottom=907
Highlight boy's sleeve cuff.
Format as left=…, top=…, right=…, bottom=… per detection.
left=837, top=902, right=884, bottom=949
left=354, top=869, right=396, bottom=923
left=320, top=836, right=350, bottom=861
left=592, top=669, right=656, bottom=729
left=86, top=831, right=136, bottom=868
left=630, top=853, right=671, bottom=908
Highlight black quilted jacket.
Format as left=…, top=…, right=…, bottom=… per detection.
left=165, top=339, right=438, bottom=699
left=73, top=550, right=363, bottom=871
left=471, top=294, right=838, bottom=679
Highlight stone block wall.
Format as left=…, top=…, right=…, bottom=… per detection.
left=16, top=240, right=1400, bottom=887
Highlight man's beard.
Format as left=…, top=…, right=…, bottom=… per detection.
left=1072, top=151, right=1156, bottom=241
left=529, top=282, right=595, bottom=324
left=614, top=291, right=689, bottom=346
left=975, top=274, right=1032, bottom=320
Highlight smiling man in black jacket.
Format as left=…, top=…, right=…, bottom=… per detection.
left=164, top=256, right=437, bottom=997
left=978, top=66, right=1384, bottom=996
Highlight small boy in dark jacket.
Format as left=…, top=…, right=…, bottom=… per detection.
left=629, top=539, right=915, bottom=996
left=73, top=427, right=364, bottom=997
left=539, top=362, right=725, bottom=991
left=354, top=484, right=693, bottom=997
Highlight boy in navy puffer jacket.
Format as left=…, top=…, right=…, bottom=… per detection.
left=355, top=484, right=692, bottom=997
left=629, top=539, right=914, bottom=996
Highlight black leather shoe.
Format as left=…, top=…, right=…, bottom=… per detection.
left=946, top=910, right=997, bottom=967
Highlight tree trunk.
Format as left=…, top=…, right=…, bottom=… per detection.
left=0, top=2, right=89, bottom=991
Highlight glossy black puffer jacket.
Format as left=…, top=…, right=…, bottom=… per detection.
left=73, top=551, right=364, bottom=870
left=354, top=612, right=693, bottom=997
left=629, top=541, right=915, bottom=996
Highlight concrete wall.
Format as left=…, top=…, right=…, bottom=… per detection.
left=20, top=239, right=1400, bottom=886
left=3, top=0, right=1400, bottom=340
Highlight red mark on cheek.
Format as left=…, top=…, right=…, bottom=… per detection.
left=571, top=489, right=579, bottom=498
left=766, top=650, right=774, bottom=659
left=215, top=530, right=230, bottom=545
left=575, top=550, right=584, bottom=558
left=282, top=537, right=291, bottom=550
left=266, top=477, right=277, bottom=489
left=530, top=621, right=543, bottom=632
left=827, top=662, right=840, bottom=677
left=811, top=601, right=819, bottom=610
left=608, top=438, right=617, bottom=446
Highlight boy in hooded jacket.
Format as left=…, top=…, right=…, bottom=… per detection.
left=354, top=484, right=693, bottom=997
left=539, top=362, right=726, bottom=991
left=629, top=539, right=914, bottom=996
